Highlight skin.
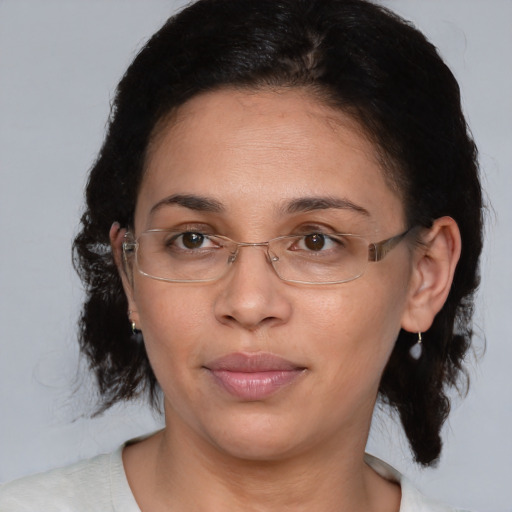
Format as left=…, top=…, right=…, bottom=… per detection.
left=111, top=88, right=461, bottom=512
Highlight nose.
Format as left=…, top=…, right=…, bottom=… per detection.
left=213, top=244, right=292, bottom=331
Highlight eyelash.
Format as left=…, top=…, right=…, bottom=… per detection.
left=154, top=220, right=349, bottom=239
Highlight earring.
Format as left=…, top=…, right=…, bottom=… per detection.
left=409, top=332, right=423, bottom=360
left=130, top=322, right=144, bottom=344
left=128, top=310, right=143, bottom=343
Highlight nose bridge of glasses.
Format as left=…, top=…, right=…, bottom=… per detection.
left=227, top=241, right=277, bottom=265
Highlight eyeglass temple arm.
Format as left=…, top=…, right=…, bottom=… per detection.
left=121, top=233, right=137, bottom=270
left=122, top=232, right=136, bottom=250
left=368, top=229, right=411, bottom=262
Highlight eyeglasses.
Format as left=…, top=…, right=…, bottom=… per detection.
left=122, top=228, right=411, bottom=285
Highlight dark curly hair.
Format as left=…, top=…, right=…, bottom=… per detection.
left=73, top=0, right=483, bottom=466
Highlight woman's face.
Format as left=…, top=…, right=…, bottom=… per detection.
left=126, top=88, right=416, bottom=460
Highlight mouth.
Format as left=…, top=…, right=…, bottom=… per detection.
left=203, top=352, right=307, bottom=401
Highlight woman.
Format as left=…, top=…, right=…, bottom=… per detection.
left=0, top=0, right=483, bottom=510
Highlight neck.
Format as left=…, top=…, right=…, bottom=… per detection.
left=123, top=418, right=400, bottom=512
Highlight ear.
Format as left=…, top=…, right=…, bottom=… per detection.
left=110, top=222, right=140, bottom=328
left=401, top=216, right=461, bottom=333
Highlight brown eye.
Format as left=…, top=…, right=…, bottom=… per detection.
left=181, top=232, right=205, bottom=249
left=304, top=234, right=326, bottom=251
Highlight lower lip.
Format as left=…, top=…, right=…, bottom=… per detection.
left=209, top=369, right=304, bottom=400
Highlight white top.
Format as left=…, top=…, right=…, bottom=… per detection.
left=0, top=446, right=471, bottom=511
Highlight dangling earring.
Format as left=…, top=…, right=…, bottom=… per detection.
left=409, top=332, right=423, bottom=360
left=131, top=321, right=144, bottom=344
left=128, top=310, right=143, bottom=343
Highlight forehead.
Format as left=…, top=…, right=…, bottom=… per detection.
left=137, top=88, right=405, bottom=233
left=148, top=87, right=377, bottom=164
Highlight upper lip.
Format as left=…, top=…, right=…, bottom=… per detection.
left=204, top=352, right=305, bottom=372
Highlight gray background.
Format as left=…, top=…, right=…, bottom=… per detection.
left=1, top=1, right=511, bottom=511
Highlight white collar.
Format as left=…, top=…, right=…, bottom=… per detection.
left=364, top=453, right=465, bottom=512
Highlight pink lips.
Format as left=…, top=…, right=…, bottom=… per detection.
left=205, top=353, right=306, bottom=401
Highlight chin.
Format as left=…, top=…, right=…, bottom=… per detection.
left=201, top=411, right=316, bottom=463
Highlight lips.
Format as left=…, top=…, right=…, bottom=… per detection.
left=204, top=352, right=306, bottom=401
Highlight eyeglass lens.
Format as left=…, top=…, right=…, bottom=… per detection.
left=133, top=231, right=371, bottom=284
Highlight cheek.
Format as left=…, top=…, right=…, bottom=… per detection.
left=136, top=282, right=208, bottom=327
left=134, top=282, right=214, bottom=363
left=301, top=276, right=408, bottom=380
left=132, top=284, right=218, bottom=419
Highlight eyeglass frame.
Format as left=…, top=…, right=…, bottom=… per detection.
left=122, top=227, right=413, bottom=285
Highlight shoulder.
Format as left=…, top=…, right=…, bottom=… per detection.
left=0, top=452, right=113, bottom=512
left=365, top=454, right=475, bottom=512
left=400, top=479, right=473, bottom=512
left=0, top=447, right=139, bottom=512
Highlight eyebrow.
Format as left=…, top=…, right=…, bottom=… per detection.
left=149, top=193, right=369, bottom=217
left=150, top=194, right=224, bottom=215
left=284, top=196, right=370, bottom=216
